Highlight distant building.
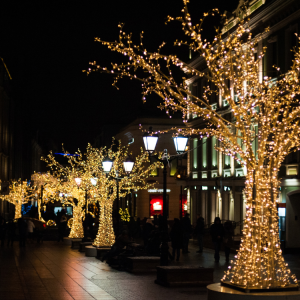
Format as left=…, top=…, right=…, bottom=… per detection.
left=185, top=0, right=300, bottom=250
left=0, top=57, right=15, bottom=217
left=115, top=117, right=188, bottom=220
left=0, top=59, right=47, bottom=218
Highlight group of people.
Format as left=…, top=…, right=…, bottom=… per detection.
left=142, top=213, right=234, bottom=263
left=210, top=217, right=234, bottom=263
left=0, top=216, right=37, bottom=247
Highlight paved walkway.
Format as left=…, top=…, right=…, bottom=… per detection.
left=1, top=241, right=300, bottom=300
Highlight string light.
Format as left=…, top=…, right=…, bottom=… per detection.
left=39, top=142, right=160, bottom=244
left=2, top=180, right=33, bottom=219
left=90, top=140, right=161, bottom=247
left=87, top=1, right=300, bottom=290
left=119, top=208, right=130, bottom=222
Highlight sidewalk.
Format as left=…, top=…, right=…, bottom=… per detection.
left=0, top=240, right=299, bottom=300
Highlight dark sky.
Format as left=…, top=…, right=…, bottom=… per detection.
left=0, top=0, right=238, bottom=153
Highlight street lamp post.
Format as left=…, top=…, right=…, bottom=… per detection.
left=143, top=127, right=188, bottom=266
left=102, top=156, right=135, bottom=235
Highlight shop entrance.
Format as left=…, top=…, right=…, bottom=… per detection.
left=286, top=192, right=300, bottom=249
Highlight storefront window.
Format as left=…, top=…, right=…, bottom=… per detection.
left=150, top=195, right=163, bottom=217
left=180, top=195, right=188, bottom=218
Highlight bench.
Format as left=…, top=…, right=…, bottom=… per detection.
left=155, top=266, right=214, bottom=287
left=96, top=247, right=111, bottom=260
left=71, top=238, right=82, bottom=249
left=79, top=242, right=93, bottom=252
left=85, top=245, right=97, bottom=257
left=126, top=256, right=160, bottom=273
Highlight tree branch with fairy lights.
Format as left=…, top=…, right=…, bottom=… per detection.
left=86, top=140, right=161, bottom=248
left=85, top=0, right=300, bottom=291
left=41, top=142, right=160, bottom=244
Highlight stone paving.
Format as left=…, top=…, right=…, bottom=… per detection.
left=1, top=240, right=300, bottom=300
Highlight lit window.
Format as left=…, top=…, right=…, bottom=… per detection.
left=235, top=168, right=244, bottom=177
left=202, top=138, right=207, bottom=168
left=193, top=138, right=198, bottom=169
left=223, top=170, right=231, bottom=177
left=211, top=170, right=218, bottom=178
left=211, top=103, right=217, bottom=110
left=201, top=171, right=207, bottom=178
left=202, top=186, right=208, bottom=190
left=287, top=165, right=298, bottom=176
left=192, top=172, right=198, bottom=179
left=212, top=136, right=217, bottom=167
left=223, top=99, right=228, bottom=107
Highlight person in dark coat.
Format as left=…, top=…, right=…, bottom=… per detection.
left=195, top=215, right=205, bottom=253
left=6, top=219, right=16, bottom=246
left=57, top=211, right=67, bottom=242
left=170, top=218, right=184, bottom=261
left=181, top=213, right=192, bottom=253
left=223, top=221, right=234, bottom=262
left=18, top=217, right=27, bottom=247
left=102, top=231, right=130, bottom=263
left=142, top=219, right=153, bottom=247
left=0, top=217, right=6, bottom=247
left=210, top=217, right=224, bottom=262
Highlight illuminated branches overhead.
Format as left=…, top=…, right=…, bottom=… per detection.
left=41, top=141, right=160, bottom=245
left=86, top=0, right=300, bottom=290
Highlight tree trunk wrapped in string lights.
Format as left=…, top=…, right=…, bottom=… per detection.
left=93, top=199, right=115, bottom=247
left=41, top=148, right=97, bottom=239
left=86, top=0, right=300, bottom=290
left=69, top=205, right=84, bottom=238
left=89, top=140, right=160, bottom=248
left=3, top=180, right=33, bottom=219
left=42, top=142, right=160, bottom=244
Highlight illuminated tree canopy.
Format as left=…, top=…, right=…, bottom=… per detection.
left=3, top=180, right=33, bottom=219
left=86, top=0, right=300, bottom=290
left=40, top=142, right=160, bottom=244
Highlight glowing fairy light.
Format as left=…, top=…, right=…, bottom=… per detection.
left=87, top=1, right=300, bottom=290
left=3, top=180, right=33, bottom=219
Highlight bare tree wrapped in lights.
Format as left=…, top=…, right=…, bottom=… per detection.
left=41, top=149, right=96, bottom=239
left=3, top=180, right=33, bottom=219
left=42, top=143, right=159, bottom=243
left=87, top=140, right=160, bottom=248
left=86, top=0, right=300, bottom=290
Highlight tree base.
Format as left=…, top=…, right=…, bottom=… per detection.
left=208, top=283, right=300, bottom=300
left=221, top=281, right=299, bottom=293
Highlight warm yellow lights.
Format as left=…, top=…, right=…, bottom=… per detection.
left=119, top=208, right=130, bottom=222
left=88, top=1, right=300, bottom=290
left=2, top=180, right=33, bottom=219
left=91, top=140, right=160, bottom=247
left=46, top=220, right=56, bottom=227
left=38, top=142, right=159, bottom=245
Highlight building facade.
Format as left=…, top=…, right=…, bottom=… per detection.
left=0, top=58, right=15, bottom=218
left=185, top=0, right=300, bottom=249
left=115, top=117, right=187, bottom=220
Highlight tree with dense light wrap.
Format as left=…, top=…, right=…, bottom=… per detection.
left=86, top=0, right=300, bottom=290
left=2, top=180, right=33, bottom=219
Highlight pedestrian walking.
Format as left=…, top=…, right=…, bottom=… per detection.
left=223, top=221, right=234, bottom=262
left=57, top=211, right=67, bottom=242
left=170, top=218, right=184, bottom=261
left=210, top=217, right=224, bottom=263
left=27, top=218, right=35, bottom=242
left=195, top=214, right=205, bottom=253
left=18, top=217, right=27, bottom=247
left=181, top=213, right=192, bottom=253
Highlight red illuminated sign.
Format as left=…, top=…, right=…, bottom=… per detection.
left=150, top=195, right=163, bottom=216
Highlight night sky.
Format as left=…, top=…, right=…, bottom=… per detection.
left=0, top=0, right=238, bottom=153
